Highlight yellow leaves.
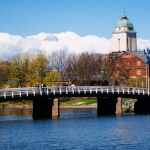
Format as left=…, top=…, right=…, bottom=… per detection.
left=27, top=53, right=48, bottom=83
left=0, top=61, right=10, bottom=87
left=45, top=70, right=61, bottom=82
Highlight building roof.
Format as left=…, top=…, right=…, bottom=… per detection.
left=115, top=51, right=146, bottom=62
left=127, top=51, right=146, bottom=62
left=116, top=14, right=133, bottom=28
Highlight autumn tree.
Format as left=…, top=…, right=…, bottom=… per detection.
left=27, top=53, right=48, bottom=86
left=44, top=70, right=61, bottom=85
left=65, top=52, right=103, bottom=85
left=77, top=52, right=101, bottom=85
left=65, top=53, right=79, bottom=85
left=103, top=52, right=119, bottom=85
left=8, top=53, right=31, bottom=87
left=0, top=60, right=10, bottom=88
left=104, top=52, right=130, bottom=86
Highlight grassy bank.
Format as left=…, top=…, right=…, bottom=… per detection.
left=60, top=97, right=97, bottom=106
left=0, top=98, right=97, bottom=108
left=0, top=100, right=32, bottom=108
left=0, top=97, right=131, bottom=108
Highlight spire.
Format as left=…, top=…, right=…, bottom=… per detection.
left=121, top=10, right=127, bottom=20
left=123, top=8, right=125, bottom=16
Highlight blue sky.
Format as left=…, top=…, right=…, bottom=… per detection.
left=0, top=0, right=150, bottom=60
left=0, top=0, right=150, bottom=39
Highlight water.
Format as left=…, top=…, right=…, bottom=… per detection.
left=0, top=108, right=150, bottom=150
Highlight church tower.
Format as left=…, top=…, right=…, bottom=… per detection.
left=112, top=13, right=137, bottom=52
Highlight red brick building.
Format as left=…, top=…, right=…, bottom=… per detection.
left=116, top=51, right=148, bottom=79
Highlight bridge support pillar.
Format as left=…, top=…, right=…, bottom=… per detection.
left=134, top=98, right=150, bottom=113
left=116, top=97, right=122, bottom=115
left=32, top=98, right=60, bottom=119
left=97, top=97, right=122, bottom=115
left=52, top=98, right=60, bottom=119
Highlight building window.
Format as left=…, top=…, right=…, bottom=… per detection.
left=128, top=27, right=133, bottom=30
left=137, top=61, right=141, bottom=66
left=130, top=39, right=132, bottom=51
left=127, top=70, right=129, bottom=77
left=126, top=62, right=129, bottom=67
left=137, top=70, right=141, bottom=75
left=118, top=39, right=120, bottom=51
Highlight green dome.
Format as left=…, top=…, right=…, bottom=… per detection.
left=116, top=15, right=133, bottom=28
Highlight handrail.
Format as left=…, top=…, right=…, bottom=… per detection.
left=0, top=86, right=150, bottom=99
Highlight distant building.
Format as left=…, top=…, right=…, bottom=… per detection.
left=111, top=13, right=150, bottom=80
left=112, top=13, right=137, bottom=52
left=115, top=51, right=147, bottom=79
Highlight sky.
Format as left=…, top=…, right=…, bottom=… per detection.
left=0, top=0, right=150, bottom=60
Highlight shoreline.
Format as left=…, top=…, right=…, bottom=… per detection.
left=0, top=104, right=129, bottom=112
left=0, top=103, right=129, bottom=113
left=0, top=104, right=97, bottom=109
left=60, top=105, right=97, bottom=108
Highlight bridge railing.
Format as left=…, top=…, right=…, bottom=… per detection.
left=0, top=86, right=149, bottom=99
left=0, top=87, right=37, bottom=98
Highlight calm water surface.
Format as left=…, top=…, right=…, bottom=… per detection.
left=0, top=108, right=150, bottom=150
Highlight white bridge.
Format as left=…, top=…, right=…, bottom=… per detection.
left=1, top=86, right=150, bottom=118
left=0, top=86, right=149, bottom=100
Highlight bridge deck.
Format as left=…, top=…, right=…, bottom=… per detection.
left=0, top=86, right=149, bottom=102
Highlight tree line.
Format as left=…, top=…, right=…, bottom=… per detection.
left=0, top=50, right=129, bottom=88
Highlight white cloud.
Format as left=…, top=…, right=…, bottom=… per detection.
left=137, top=38, right=150, bottom=51
left=0, top=31, right=150, bottom=60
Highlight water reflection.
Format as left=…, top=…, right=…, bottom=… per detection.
left=61, top=107, right=97, bottom=114
left=0, top=107, right=97, bottom=117
left=0, top=108, right=33, bottom=116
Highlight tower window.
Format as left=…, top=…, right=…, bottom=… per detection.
left=130, top=39, right=132, bottom=51
left=118, top=39, right=120, bottom=51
